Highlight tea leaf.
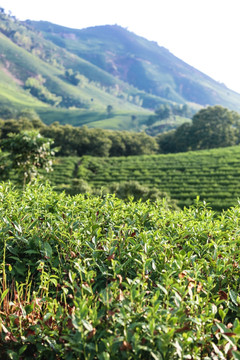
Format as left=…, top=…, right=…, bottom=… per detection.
left=232, top=351, right=240, bottom=360
left=0, top=289, right=9, bottom=305
left=82, top=319, right=93, bottom=332
left=229, top=289, right=239, bottom=306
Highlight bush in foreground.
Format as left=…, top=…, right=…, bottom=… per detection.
left=0, top=182, right=240, bottom=359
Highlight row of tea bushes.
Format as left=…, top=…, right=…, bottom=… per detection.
left=45, top=146, right=240, bottom=210
left=1, top=182, right=240, bottom=358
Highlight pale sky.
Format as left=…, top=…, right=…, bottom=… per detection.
left=1, top=0, right=240, bottom=93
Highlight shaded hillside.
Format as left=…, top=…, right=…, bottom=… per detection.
left=29, top=21, right=240, bottom=111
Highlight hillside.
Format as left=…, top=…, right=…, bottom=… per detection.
left=28, top=21, right=240, bottom=112
left=40, top=145, right=240, bottom=211
left=1, top=9, right=240, bottom=131
left=0, top=11, right=151, bottom=129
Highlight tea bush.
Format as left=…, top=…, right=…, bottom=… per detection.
left=1, top=182, right=240, bottom=359
left=58, top=146, right=240, bottom=210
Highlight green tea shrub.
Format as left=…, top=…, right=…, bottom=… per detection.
left=68, top=178, right=92, bottom=196
left=64, top=146, right=240, bottom=210
left=1, top=182, right=240, bottom=359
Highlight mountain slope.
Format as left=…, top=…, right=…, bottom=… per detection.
left=29, top=21, right=240, bottom=112
left=1, top=9, right=240, bottom=132
left=0, top=12, right=152, bottom=129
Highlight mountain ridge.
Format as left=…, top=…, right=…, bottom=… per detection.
left=1, top=9, right=240, bottom=133
left=27, top=21, right=240, bottom=110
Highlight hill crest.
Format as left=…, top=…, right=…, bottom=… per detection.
left=1, top=9, right=240, bottom=131
left=28, top=21, right=240, bottom=111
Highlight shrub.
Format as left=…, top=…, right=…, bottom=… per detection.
left=1, top=183, right=240, bottom=358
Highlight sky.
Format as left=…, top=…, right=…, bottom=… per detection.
left=1, top=0, right=240, bottom=93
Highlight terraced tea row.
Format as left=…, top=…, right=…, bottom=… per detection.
left=47, top=146, right=240, bottom=210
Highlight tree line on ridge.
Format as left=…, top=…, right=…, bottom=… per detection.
left=1, top=105, right=240, bottom=157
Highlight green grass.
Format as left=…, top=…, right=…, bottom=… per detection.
left=0, top=32, right=135, bottom=110
left=0, top=28, right=152, bottom=129
left=37, top=108, right=150, bottom=129
left=85, top=112, right=151, bottom=131
left=1, top=182, right=240, bottom=359
left=31, top=21, right=240, bottom=112
left=0, top=53, right=46, bottom=110
left=2, top=12, right=240, bottom=136
left=45, top=146, right=240, bottom=211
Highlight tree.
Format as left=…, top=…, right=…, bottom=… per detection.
left=2, top=131, right=55, bottom=188
left=64, top=69, right=86, bottom=86
left=160, top=105, right=240, bottom=153
left=69, top=179, right=92, bottom=196
left=189, top=106, right=240, bottom=150
left=25, top=76, right=62, bottom=106
left=106, top=105, right=113, bottom=117
left=182, top=104, right=192, bottom=118
left=17, top=109, right=45, bottom=129
left=0, top=106, right=16, bottom=119
left=156, top=130, right=176, bottom=154
left=108, top=131, right=126, bottom=156
left=173, top=122, right=192, bottom=152
left=155, top=104, right=172, bottom=120
left=106, top=180, right=178, bottom=208
left=123, top=132, right=158, bottom=155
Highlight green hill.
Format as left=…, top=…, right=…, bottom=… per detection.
left=1, top=9, right=240, bottom=131
left=29, top=21, right=240, bottom=112
left=0, top=11, right=151, bottom=129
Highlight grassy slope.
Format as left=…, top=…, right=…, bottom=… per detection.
left=0, top=65, right=44, bottom=108
left=0, top=32, right=140, bottom=110
left=2, top=14, right=240, bottom=132
left=44, top=146, right=240, bottom=210
left=36, top=108, right=150, bottom=129
left=0, top=20, right=151, bottom=128
left=31, top=22, right=240, bottom=112
left=0, top=34, right=47, bottom=109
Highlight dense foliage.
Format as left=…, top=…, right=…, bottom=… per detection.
left=2, top=107, right=240, bottom=210
left=2, top=9, right=240, bottom=359
left=146, top=104, right=193, bottom=135
left=0, top=110, right=158, bottom=157
left=25, top=76, right=62, bottom=107
left=43, top=145, right=240, bottom=211
left=2, top=131, right=54, bottom=187
left=158, top=106, right=240, bottom=153
left=1, top=106, right=240, bottom=158
left=1, top=182, right=240, bottom=359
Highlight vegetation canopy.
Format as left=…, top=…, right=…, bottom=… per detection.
left=1, top=182, right=240, bottom=359
left=1, top=131, right=55, bottom=187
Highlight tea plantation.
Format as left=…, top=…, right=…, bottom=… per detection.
left=1, top=182, right=240, bottom=359
left=48, top=145, right=240, bottom=211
